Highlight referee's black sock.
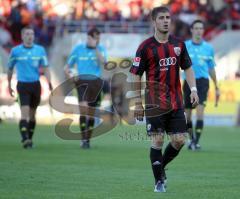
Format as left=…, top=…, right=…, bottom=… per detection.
left=187, top=121, right=194, bottom=141
left=87, top=117, right=95, bottom=142
left=28, top=120, right=36, bottom=140
left=150, top=147, right=163, bottom=184
left=80, top=116, right=87, bottom=141
left=162, top=143, right=183, bottom=169
left=19, top=119, right=28, bottom=142
left=195, top=120, right=204, bottom=144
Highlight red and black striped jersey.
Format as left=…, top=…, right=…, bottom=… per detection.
left=130, top=35, right=192, bottom=110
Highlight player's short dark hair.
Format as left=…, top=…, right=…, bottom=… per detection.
left=87, top=27, right=100, bottom=37
left=151, top=6, right=170, bottom=20
left=21, top=26, right=34, bottom=35
left=191, top=19, right=204, bottom=29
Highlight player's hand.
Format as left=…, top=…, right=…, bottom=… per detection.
left=215, top=87, right=220, bottom=107
left=8, top=85, right=15, bottom=97
left=64, top=67, right=72, bottom=79
left=64, top=67, right=77, bottom=82
left=134, top=102, right=144, bottom=121
left=190, top=91, right=199, bottom=108
left=88, top=36, right=98, bottom=48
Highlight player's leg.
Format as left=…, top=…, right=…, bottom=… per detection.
left=183, top=80, right=194, bottom=148
left=85, top=79, right=103, bottom=148
left=75, top=80, right=89, bottom=148
left=162, top=109, right=187, bottom=171
left=193, top=78, right=209, bottom=149
left=19, top=105, right=30, bottom=148
left=28, top=81, right=41, bottom=148
left=185, top=108, right=195, bottom=150
left=194, top=104, right=204, bottom=148
left=79, top=101, right=88, bottom=148
left=17, top=82, right=31, bottom=148
left=146, top=116, right=166, bottom=193
left=151, top=133, right=166, bottom=192
left=28, top=108, right=37, bottom=148
left=163, top=133, right=186, bottom=169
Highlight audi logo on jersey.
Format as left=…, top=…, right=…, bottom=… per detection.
left=159, top=57, right=177, bottom=67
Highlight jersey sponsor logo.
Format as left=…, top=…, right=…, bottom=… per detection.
left=174, top=47, right=181, bottom=56
left=133, top=57, right=141, bottom=67
left=159, top=57, right=177, bottom=67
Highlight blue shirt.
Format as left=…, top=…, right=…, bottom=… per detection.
left=184, top=40, right=215, bottom=79
left=8, top=44, right=48, bottom=82
left=67, top=44, right=107, bottom=79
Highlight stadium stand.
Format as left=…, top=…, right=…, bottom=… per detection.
left=0, top=0, right=240, bottom=45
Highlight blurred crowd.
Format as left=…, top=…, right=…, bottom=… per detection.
left=0, top=0, right=240, bottom=50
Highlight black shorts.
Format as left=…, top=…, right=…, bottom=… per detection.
left=146, top=109, right=187, bottom=135
left=75, top=78, right=102, bottom=107
left=183, top=78, right=209, bottom=109
left=17, top=81, right=41, bottom=108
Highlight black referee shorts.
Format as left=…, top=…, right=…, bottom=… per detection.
left=17, top=81, right=41, bottom=108
left=183, top=78, right=209, bottom=109
left=75, top=78, right=102, bottom=107
left=146, top=108, right=187, bottom=135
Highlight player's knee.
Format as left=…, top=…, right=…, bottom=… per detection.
left=171, top=134, right=186, bottom=149
left=151, top=141, right=164, bottom=149
left=151, top=134, right=164, bottom=148
left=20, top=112, right=28, bottom=120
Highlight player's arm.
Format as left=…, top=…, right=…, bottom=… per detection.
left=129, top=47, right=146, bottom=121
left=180, top=42, right=199, bottom=107
left=7, top=68, right=14, bottom=97
left=209, top=66, right=220, bottom=106
left=96, top=48, right=106, bottom=67
left=42, top=67, right=52, bottom=91
left=88, top=35, right=106, bottom=67
left=209, top=67, right=218, bottom=88
left=184, top=67, right=199, bottom=107
left=131, top=74, right=144, bottom=121
left=7, top=49, right=16, bottom=97
left=40, top=47, right=52, bottom=90
left=64, top=46, right=78, bottom=79
left=208, top=46, right=220, bottom=106
left=64, top=64, right=72, bottom=79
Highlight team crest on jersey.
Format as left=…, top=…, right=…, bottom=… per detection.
left=133, top=57, right=141, bottom=67
left=174, top=47, right=181, bottom=56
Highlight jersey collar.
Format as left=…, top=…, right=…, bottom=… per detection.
left=191, top=39, right=203, bottom=46
left=22, top=44, right=35, bottom=49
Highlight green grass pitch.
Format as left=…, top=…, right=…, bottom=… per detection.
left=0, top=123, right=240, bottom=199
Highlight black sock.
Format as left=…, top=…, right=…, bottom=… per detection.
left=187, top=121, right=194, bottom=141
left=86, top=117, right=95, bottom=141
left=150, top=147, right=163, bottom=184
left=162, top=143, right=183, bottom=169
left=195, top=120, right=203, bottom=144
left=80, top=116, right=87, bottom=140
left=19, top=119, right=28, bottom=142
left=28, top=120, right=36, bottom=139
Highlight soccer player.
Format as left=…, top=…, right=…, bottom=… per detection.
left=129, top=6, right=199, bottom=192
left=183, top=20, right=220, bottom=150
left=7, top=26, right=52, bottom=149
left=64, top=28, right=107, bottom=149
